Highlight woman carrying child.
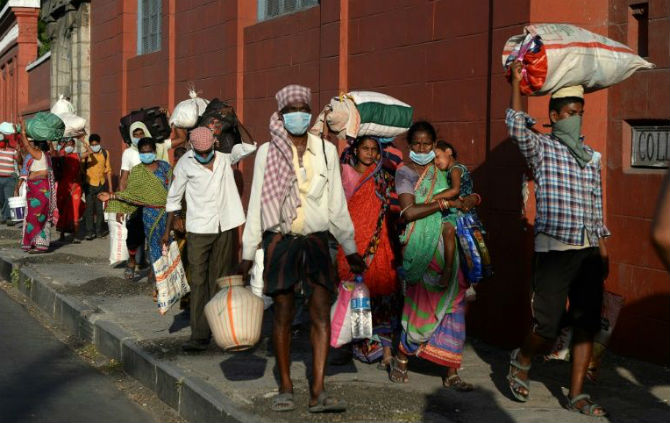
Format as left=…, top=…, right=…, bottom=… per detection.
left=390, top=121, right=480, bottom=391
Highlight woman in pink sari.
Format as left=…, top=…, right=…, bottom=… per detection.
left=16, top=123, right=58, bottom=253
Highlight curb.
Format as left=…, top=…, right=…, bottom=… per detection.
left=0, top=253, right=270, bottom=423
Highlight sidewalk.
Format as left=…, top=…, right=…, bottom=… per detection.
left=0, top=225, right=668, bottom=423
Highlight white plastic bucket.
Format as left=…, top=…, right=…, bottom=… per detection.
left=8, top=196, right=26, bottom=221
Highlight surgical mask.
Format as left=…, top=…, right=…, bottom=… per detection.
left=64, top=146, right=75, bottom=154
left=283, top=112, right=312, bottom=136
left=139, top=152, right=156, bottom=164
left=194, top=150, right=215, bottom=164
left=91, top=145, right=102, bottom=153
left=131, top=137, right=140, bottom=146
left=56, top=144, right=63, bottom=151
left=409, top=150, right=435, bottom=166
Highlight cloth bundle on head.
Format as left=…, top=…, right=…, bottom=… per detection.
left=26, top=112, right=65, bottom=141
left=190, top=127, right=215, bottom=151
left=309, top=94, right=361, bottom=141
left=260, top=84, right=312, bottom=233
left=275, top=84, right=311, bottom=110
left=551, top=85, right=584, bottom=99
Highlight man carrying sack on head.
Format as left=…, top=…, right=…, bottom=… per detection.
left=504, top=61, right=611, bottom=417
left=240, top=85, right=366, bottom=413
left=163, top=126, right=255, bottom=352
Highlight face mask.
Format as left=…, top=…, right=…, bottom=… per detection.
left=552, top=115, right=592, bottom=168
left=409, top=150, right=435, bottom=166
left=131, top=137, right=140, bottom=146
left=139, top=152, right=156, bottom=164
left=64, top=146, right=75, bottom=154
left=283, top=112, right=312, bottom=136
left=194, top=150, right=215, bottom=164
left=91, top=145, right=102, bottom=153
left=56, top=144, right=63, bottom=151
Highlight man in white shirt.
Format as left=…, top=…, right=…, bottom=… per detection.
left=163, top=126, right=255, bottom=352
left=240, top=85, right=365, bottom=413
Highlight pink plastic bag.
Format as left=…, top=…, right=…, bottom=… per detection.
left=330, top=281, right=355, bottom=348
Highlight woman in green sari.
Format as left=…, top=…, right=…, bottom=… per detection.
left=390, top=121, right=481, bottom=391
left=99, top=138, right=172, bottom=284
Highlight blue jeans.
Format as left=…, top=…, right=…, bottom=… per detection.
left=0, top=175, right=18, bottom=221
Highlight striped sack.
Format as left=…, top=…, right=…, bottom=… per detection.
left=349, top=91, right=414, bottom=138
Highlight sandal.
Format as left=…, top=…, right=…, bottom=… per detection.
left=389, top=356, right=409, bottom=383
left=124, top=265, right=136, bottom=280
left=507, top=348, right=531, bottom=402
left=271, top=392, right=295, bottom=412
left=566, top=393, right=607, bottom=417
left=444, top=374, right=474, bottom=392
left=377, top=356, right=392, bottom=371
left=308, top=391, right=346, bottom=413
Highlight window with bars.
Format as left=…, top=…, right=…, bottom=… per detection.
left=137, top=0, right=162, bottom=55
left=258, top=0, right=319, bottom=21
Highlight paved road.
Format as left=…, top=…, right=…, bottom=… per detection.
left=0, top=290, right=157, bottom=423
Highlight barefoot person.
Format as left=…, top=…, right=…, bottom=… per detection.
left=390, top=121, right=480, bottom=391
left=241, top=85, right=365, bottom=413
left=505, top=61, right=610, bottom=417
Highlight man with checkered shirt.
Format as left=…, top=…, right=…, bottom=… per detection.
left=503, top=61, right=610, bottom=417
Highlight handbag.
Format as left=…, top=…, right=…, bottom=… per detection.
left=330, top=281, right=355, bottom=348
left=154, top=241, right=190, bottom=315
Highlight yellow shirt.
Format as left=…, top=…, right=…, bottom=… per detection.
left=83, top=150, right=112, bottom=187
left=289, top=140, right=314, bottom=234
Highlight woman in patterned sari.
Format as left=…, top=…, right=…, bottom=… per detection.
left=390, top=121, right=481, bottom=391
left=16, top=123, right=58, bottom=254
left=99, top=138, right=172, bottom=285
left=337, top=135, right=402, bottom=368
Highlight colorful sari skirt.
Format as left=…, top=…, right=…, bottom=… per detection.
left=400, top=272, right=467, bottom=368
left=22, top=177, right=53, bottom=252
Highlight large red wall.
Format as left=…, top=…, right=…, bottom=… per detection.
left=605, top=0, right=670, bottom=364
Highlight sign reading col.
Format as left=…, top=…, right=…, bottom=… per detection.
left=631, top=125, right=670, bottom=168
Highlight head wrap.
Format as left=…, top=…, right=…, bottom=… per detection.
left=275, top=85, right=311, bottom=111
left=129, top=121, right=153, bottom=139
left=551, top=85, right=584, bottom=99
left=189, top=126, right=215, bottom=151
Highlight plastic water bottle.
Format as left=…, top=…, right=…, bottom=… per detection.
left=351, top=275, right=372, bottom=339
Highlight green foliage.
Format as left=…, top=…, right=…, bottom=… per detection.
left=38, top=19, right=51, bottom=56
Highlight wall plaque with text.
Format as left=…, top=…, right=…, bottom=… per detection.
left=631, top=125, right=670, bottom=168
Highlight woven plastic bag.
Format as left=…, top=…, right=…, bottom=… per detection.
left=155, top=241, right=190, bottom=315
left=330, top=281, right=355, bottom=348
left=106, top=213, right=129, bottom=266
left=170, top=88, right=210, bottom=129
left=348, top=91, right=414, bottom=137
left=502, top=23, right=654, bottom=95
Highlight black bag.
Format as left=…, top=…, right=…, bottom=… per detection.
left=119, top=107, right=170, bottom=144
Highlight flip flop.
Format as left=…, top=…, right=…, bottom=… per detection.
left=308, top=391, right=346, bottom=413
left=271, top=392, right=295, bottom=412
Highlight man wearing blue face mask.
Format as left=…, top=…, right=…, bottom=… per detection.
left=504, top=61, right=610, bottom=417
left=82, top=134, right=112, bottom=240
left=163, top=126, right=256, bottom=352
left=241, top=85, right=365, bottom=413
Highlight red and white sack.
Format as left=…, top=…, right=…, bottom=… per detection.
left=502, top=23, right=654, bottom=95
left=106, top=213, right=129, bottom=266
left=170, top=88, right=210, bottom=129
left=155, top=241, right=190, bottom=315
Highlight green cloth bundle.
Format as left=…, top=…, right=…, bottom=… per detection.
left=26, top=112, right=65, bottom=141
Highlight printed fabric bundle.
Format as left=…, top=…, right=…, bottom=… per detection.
left=456, top=214, right=492, bottom=283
